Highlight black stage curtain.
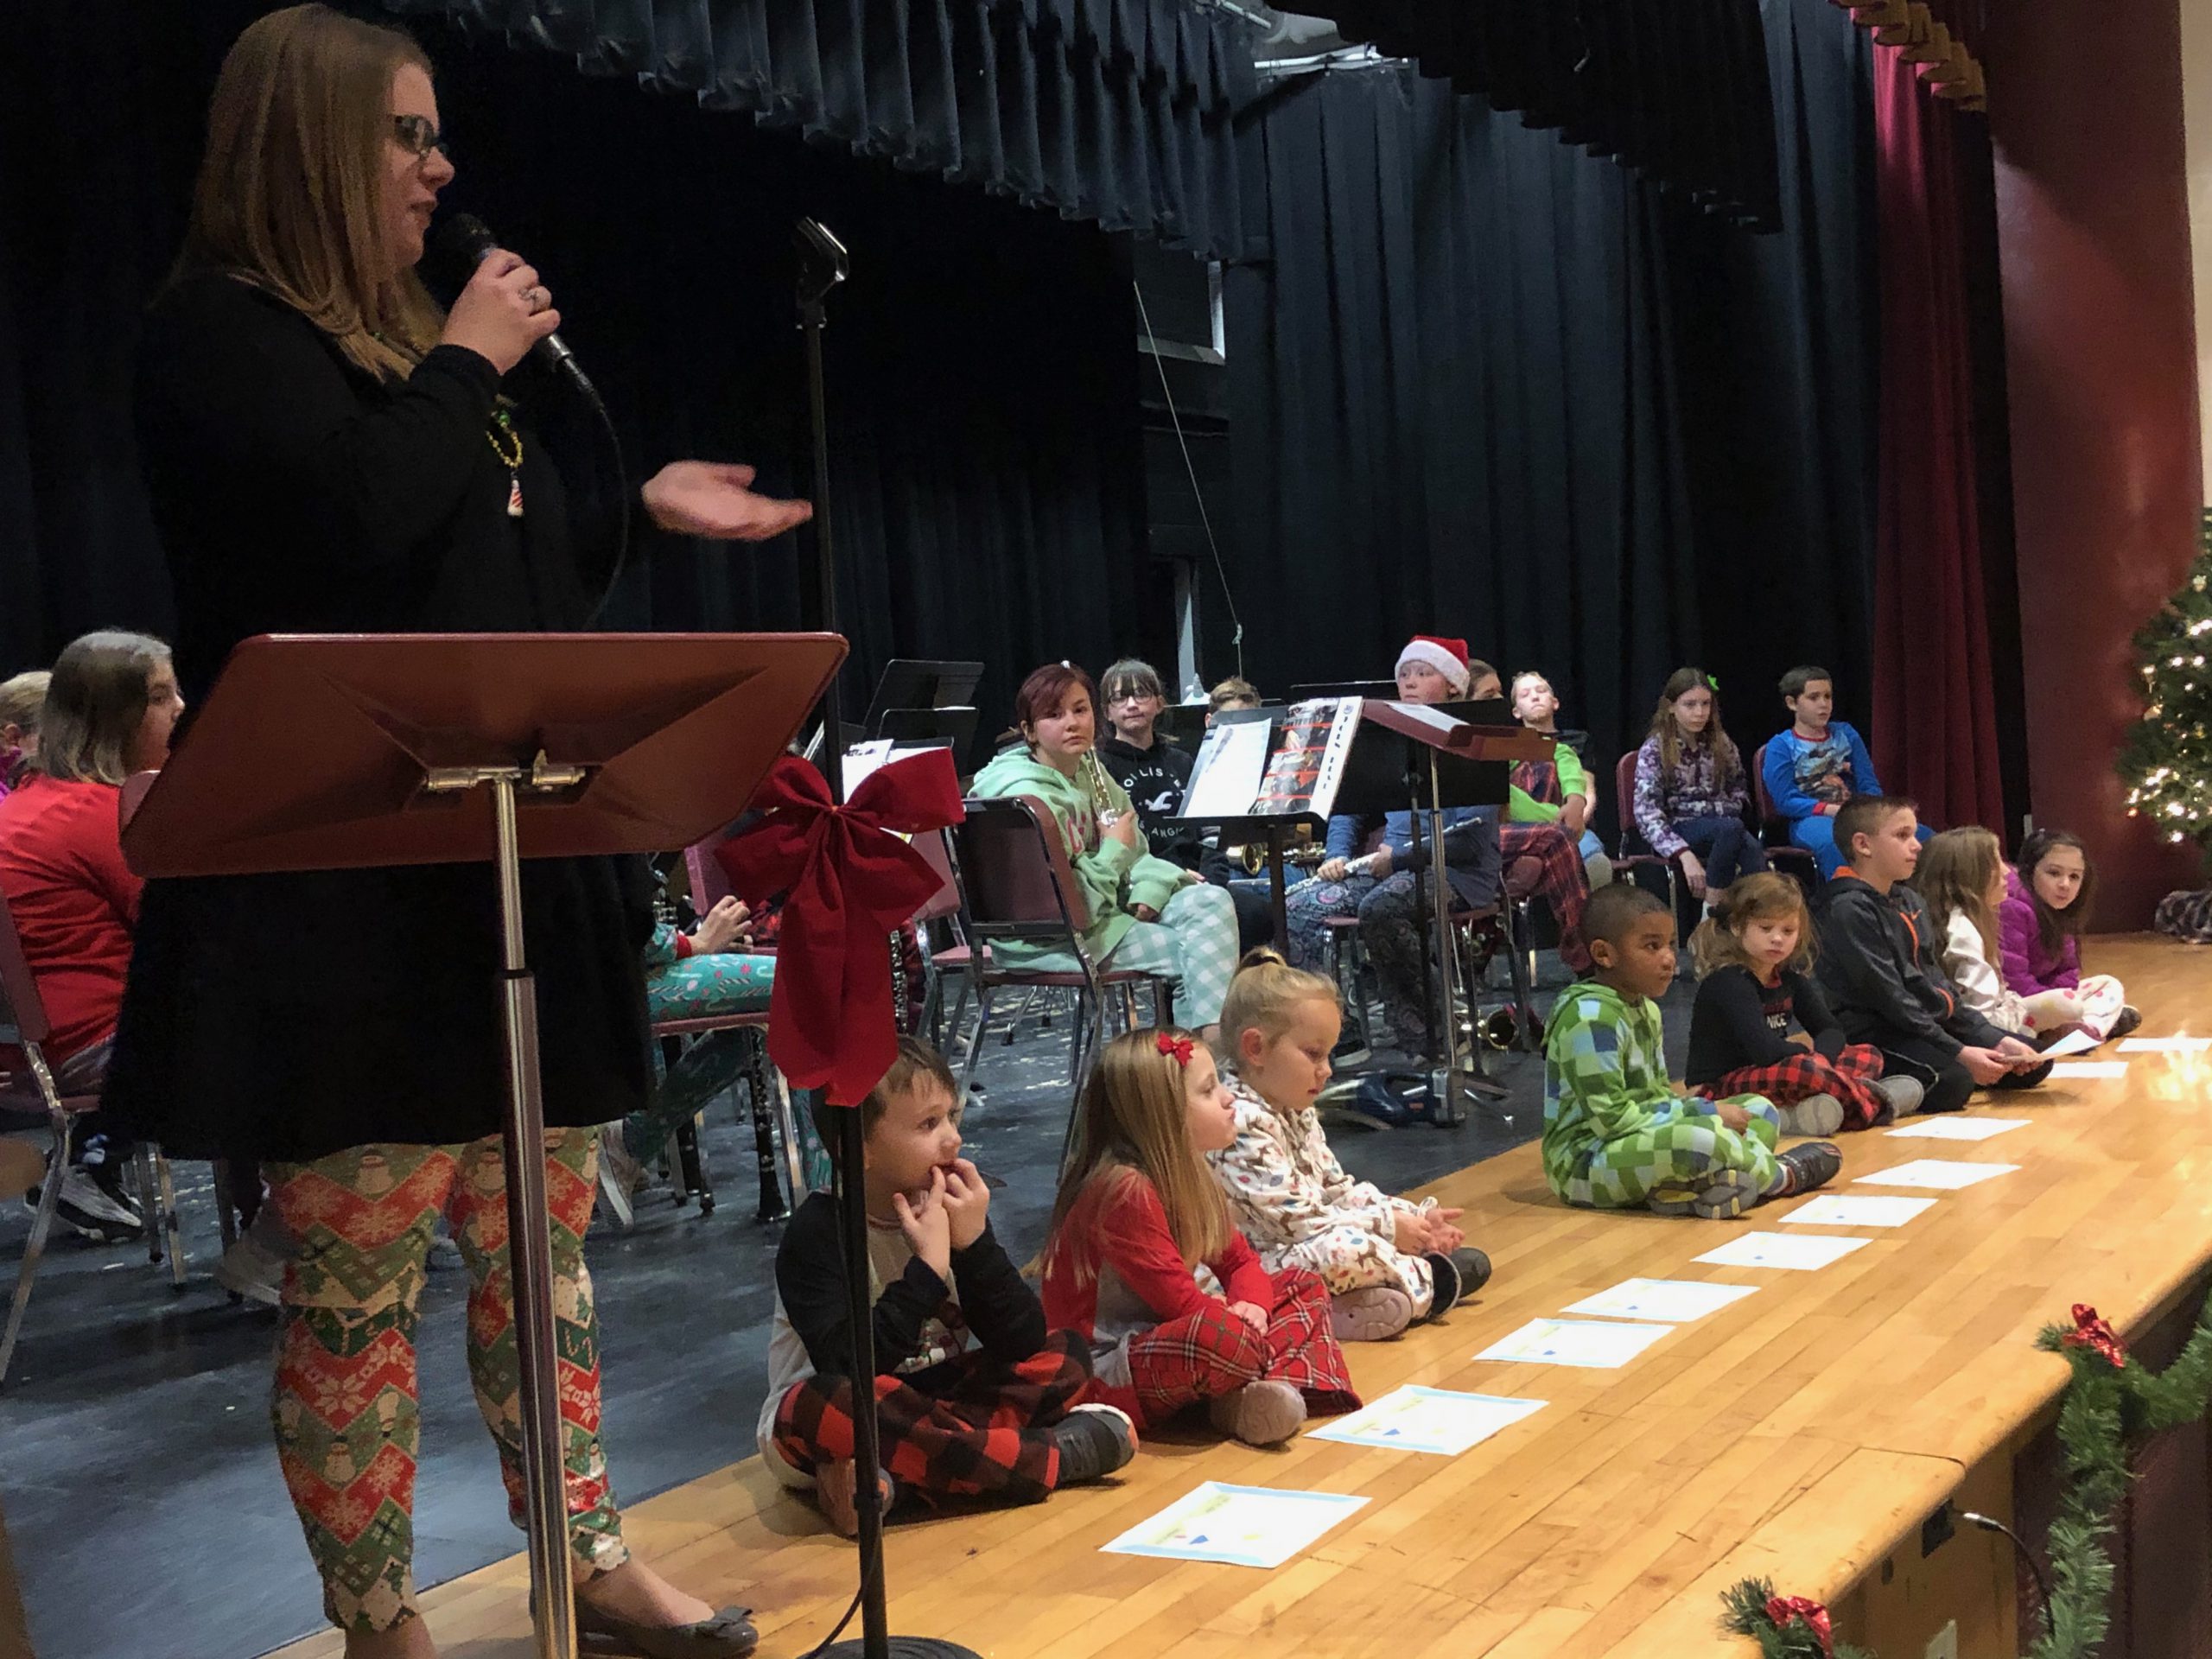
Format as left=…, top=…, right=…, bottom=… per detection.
left=1222, top=0, right=1878, bottom=830
left=1305, top=0, right=1783, bottom=229
left=0, top=5, right=1150, bottom=747
left=382, top=0, right=1261, bottom=261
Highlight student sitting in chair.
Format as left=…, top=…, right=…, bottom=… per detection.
left=1508, top=669, right=1611, bottom=887
left=1762, top=666, right=1929, bottom=878
left=1282, top=635, right=1508, bottom=1059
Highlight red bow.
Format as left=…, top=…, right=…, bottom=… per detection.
left=716, top=752, right=963, bottom=1105
left=1156, top=1031, right=1194, bottom=1067
left=2061, top=1304, right=2128, bottom=1370
left=1764, top=1597, right=1833, bottom=1656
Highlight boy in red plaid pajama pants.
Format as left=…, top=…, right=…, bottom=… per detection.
left=758, top=1040, right=1135, bottom=1533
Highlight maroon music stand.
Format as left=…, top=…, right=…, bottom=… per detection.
left=121, top=632, right=845, bottom=1659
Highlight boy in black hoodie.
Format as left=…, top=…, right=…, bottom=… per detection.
left=1811, top=795, right=2049, bottom=1113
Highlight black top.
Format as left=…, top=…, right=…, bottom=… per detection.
left=1684, top=963, right=1846, bottom=1087
left=1811, top=875, right=2006, bottom=1058
left=1096, top=732, right=1199, bottom=868
left=105, top=270, right=652, bottom=1160
left=774, top=1193, right=1047, bottom=1382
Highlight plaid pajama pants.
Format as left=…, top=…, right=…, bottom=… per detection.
left=1115, top=1267, right=1360, bottom=1428
left=1697, top=1044, right=1891, bottom=1130
left=1097, top=880, right=1241, bottom=1028
left=1560, top=1096, right=1783, bottom=1211
left=771, top=1330, right=1094, bottom=1510
left=1497, top=820, right=1592, bottom=971
left=264, top=1130, right=624, bottom=1633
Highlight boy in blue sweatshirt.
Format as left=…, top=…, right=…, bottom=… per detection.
left=1761, top=665, right=1929, bottom=877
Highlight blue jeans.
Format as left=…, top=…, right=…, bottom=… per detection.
left=1671, top=817, right=1768, bottom=892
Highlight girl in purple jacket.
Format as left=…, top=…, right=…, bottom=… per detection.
left=1996, top=829, right=2139, bottom=1042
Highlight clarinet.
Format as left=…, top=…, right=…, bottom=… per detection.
left=1282, top=851, right=1382, bottom=900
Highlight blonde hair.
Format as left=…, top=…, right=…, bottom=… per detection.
left=1044, top=1027, right=1229, bottom=1286
left=1219, top=946, right=1337, bottom=1056
left=1915, top=826, right=2006, bottom=969
left=1691, top=872, right=1814, bottom=979
left=31, top=632, right=171, bottom=788
left=181, top=4, right=444, bottom=381
left=0, top=671, right=49, bottom=737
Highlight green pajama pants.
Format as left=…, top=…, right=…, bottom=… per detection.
left=1559, top=1096, right=1783, bottom=1211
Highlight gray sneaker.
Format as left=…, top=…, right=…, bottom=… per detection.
left=596, top=1122, right=643, bottom=1229
left=1779, top=1094, right=1846, bottom=1137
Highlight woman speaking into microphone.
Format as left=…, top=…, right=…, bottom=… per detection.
left=108, top=8, right=793, bottom=1656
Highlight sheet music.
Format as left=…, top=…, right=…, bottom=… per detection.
left=1253, top=699, right=1359, bottom=818
left=1181, top=719, right=1274, bottom=819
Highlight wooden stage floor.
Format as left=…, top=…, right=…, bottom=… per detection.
left=264, top=935, right=2212, bottom=1659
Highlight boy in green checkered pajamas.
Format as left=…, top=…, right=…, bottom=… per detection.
left=1544, top=884, right=1842, bottom=1218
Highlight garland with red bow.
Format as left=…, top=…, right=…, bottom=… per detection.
left=1719, top=1580, right=1871, bottom=1659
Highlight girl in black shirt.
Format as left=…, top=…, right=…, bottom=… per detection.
left=1686, top=874, right=1921, bottom=1135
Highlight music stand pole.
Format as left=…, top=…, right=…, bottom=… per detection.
left=797, top=219, right=982, bottom=1659
left=422, top=758, right=592, bottom=1659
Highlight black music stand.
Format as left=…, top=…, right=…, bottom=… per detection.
left=1159, top=706, right=1322, bottom=944
left=862, top=659, right=983, bottom=735
left=120, top=631, right=846, bottom=1659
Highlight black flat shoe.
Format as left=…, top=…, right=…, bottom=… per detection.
left=576, top=1600, right=758, bottom=1659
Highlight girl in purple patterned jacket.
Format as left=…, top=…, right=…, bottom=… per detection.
left=1631, top=668, right=1769, bottom=902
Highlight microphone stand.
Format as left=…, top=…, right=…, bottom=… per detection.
left=794, top=217, right=982, bottom=1659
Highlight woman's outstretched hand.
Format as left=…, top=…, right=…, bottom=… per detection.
left=643, top=461, right=813, bottom=542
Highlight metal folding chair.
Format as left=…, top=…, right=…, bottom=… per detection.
left=943, top=798, right=1173, bottom=1126
left=0, top=889, right=182, bottom=1386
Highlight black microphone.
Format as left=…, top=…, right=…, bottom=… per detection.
left=432, top=213, right=600, bottom=404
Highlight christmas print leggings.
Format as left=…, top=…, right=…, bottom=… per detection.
left=264, top=1130, right=626, bottom=1632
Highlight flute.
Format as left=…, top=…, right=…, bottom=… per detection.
left=1282, top=851, right=1382, bottom=899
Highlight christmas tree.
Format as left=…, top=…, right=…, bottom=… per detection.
left=2119, top=511, right=2212, bottom=852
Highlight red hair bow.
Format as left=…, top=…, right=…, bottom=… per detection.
left=1155, top=1031, right=1194, bottom=1067
left=1764, top=1597, right=1833, bottom=1656
left=715, top=750, right=963, bottom=1105
left=2061, top=1304, right=2128, bottom=1370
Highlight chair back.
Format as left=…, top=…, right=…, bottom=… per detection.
left=0, top=889, right=52, bottom=1051
left=952, top=797, right=1091, bottom=950
left=1751, top=742, right=1783, bottom=830
left=911, top=826, right=964, bottom=927
left=1613, top=750, right=1647, bottom=857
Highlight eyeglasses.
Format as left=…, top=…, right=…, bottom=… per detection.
left=391, top=114, right=451, bottom=164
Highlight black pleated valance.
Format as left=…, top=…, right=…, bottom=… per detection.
left=377, top=0, right=1262, bottom=258
left=1294, top=0, right=1783, bottom=231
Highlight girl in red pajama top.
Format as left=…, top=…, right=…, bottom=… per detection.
left=1040, top=1027, right=1357, bottom=1447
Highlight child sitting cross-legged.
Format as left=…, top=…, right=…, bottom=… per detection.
left=1544, top=883, right=1844, bottom=1218
left=1811, top=797, right=2050, bottom=1114
left=1686, top=874, right=1922, bottom=1135
left=1996, top=829, right=2141, bottom=1044
left=760, top=1037, right=1135, bottom=1535
left=1041, top=1027, right=1360, bottom=1447
left=1208, top=949, right=1493, bottom=1342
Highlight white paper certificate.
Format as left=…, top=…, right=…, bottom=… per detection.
left=1781, top=1193, right=1936, bottom=1229
left=1853, top=1159, right=2018, bottom=1191
left=1560, top=1278, right=1760, bottom=1324
left=1887, top=1116, right=2031, bottom=1142
left=2118, top=1035, right=2212, bottom=1053
left=1475, top=1318, right=1673, bottom=1369
left=2037, top=1027, right=2100, bottom=1058
left=1308, top=1387, right=1547, bottom=1456
left=1101, top=1482, right=1370, bottom=1569
left=2051, top=1061, right=2128, bottom=1079
left=1694, top=1231, right=1872, bottom=1271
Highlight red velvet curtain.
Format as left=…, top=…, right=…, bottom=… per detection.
left=1867, top=48, right=2008, bottom=833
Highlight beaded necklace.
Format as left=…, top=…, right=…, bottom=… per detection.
left=487, top=405, right=524, bottom=518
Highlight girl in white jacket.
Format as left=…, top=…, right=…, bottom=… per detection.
left=1916, top=828, right=2070, bottom=1040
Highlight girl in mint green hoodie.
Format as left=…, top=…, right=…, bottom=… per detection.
left=971, top=664, right=1240, bottom=1033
